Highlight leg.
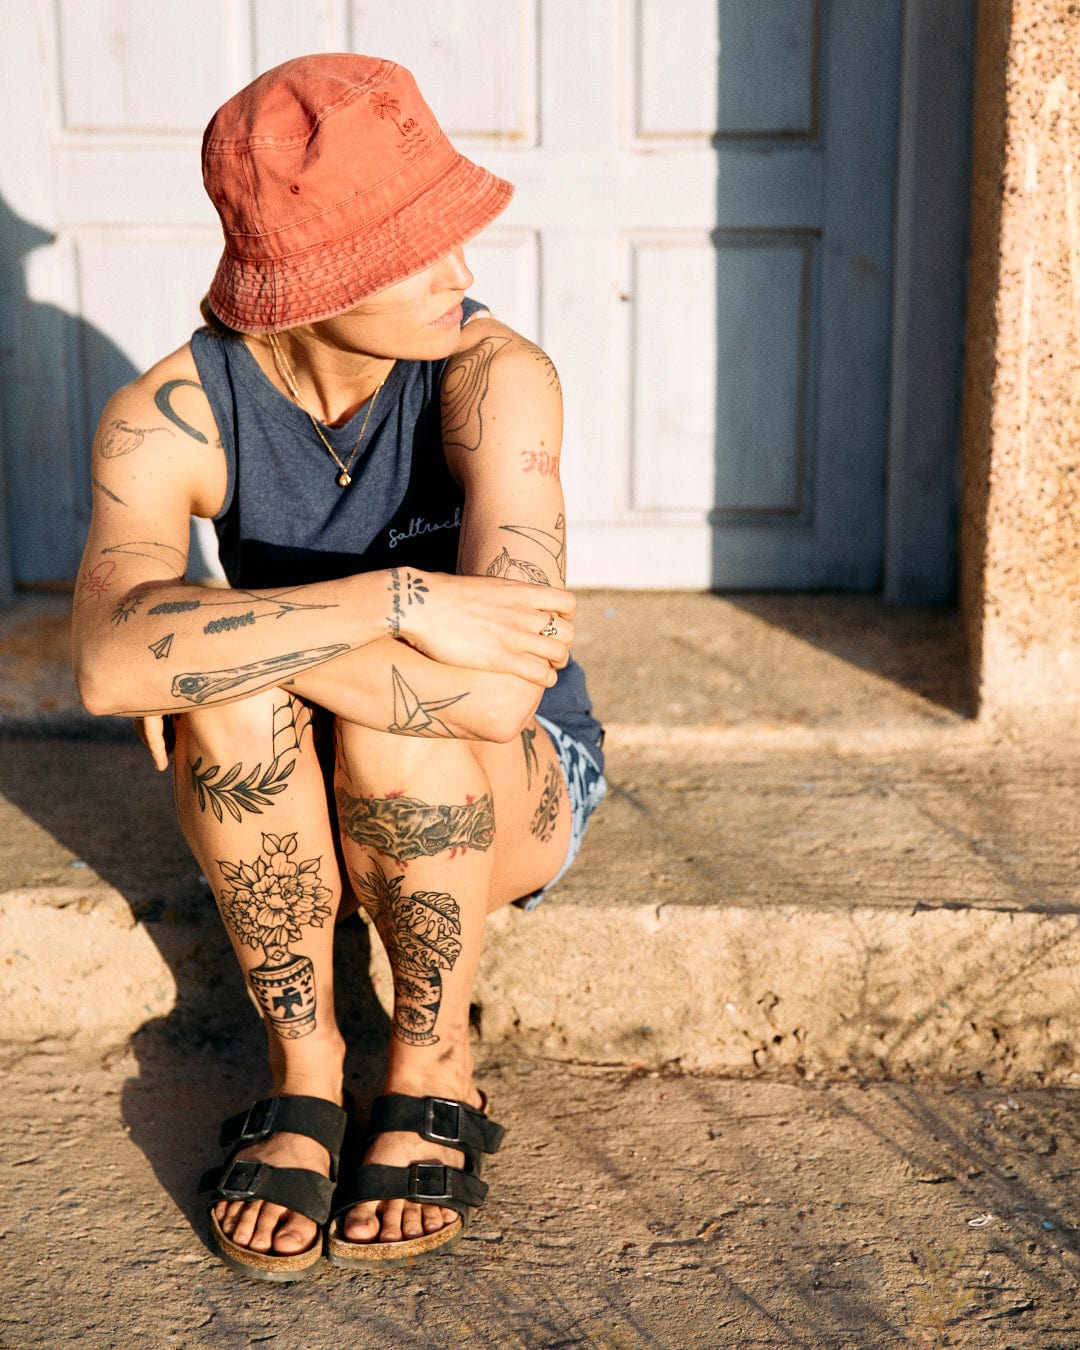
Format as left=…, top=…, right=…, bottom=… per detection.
left=331, top=715, right=570, bottom=1245
left=173, top=687, right=346, bottom=1258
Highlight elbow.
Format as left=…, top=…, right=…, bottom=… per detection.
left=474, top=681, right=544, bottom=743
left=73, top=649, right=124, bottom=718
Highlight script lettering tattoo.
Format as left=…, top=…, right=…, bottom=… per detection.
left=91, top=475, right=128, bottom=505
left=520, top=724, right=539, bottom=789
left=111, top=595, right=141, bottom=625
left=216, top=833, right=332, bottom=1039
left=171, top=645, right=349, bottom=705
left=441, top=335, right=511, bottom=452
left=387, top=567, right=403, bottom=638
left=337, top=788, right=495, bottom=862
left=485, top=547, right=550, bottom=586
left=154, top=380, right=209, bottom=444
left=352, top=867, right=462, bottom=1046
left=80, top=560, right=117, bottom=597
left=102, top=540, right=186, bottom=578
left=531, top=761, right=562, bottom=842
left=98, top=419, right=174, bottom=459
left=149, top=634, right=174, bottom=660
left=388, top=666, right=466, bottom=737
left=501, top=515, right=566, bottom=584
left=520, top=449, right=560, bottom=479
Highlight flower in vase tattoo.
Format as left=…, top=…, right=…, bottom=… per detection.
left=216, top=832, right=332, bottom=1038
left=352, top=867, right=462, bottom=1046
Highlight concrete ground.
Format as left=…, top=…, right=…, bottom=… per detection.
left=2, top=589, right=1080, bottom=1348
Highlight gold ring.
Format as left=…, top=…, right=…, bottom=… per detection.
left=540, top=617, right=558, bottom=637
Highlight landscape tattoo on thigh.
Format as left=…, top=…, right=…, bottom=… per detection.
left=336, top=788, right=494, bottom=862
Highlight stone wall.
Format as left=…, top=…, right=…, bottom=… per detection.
left=962, top=0, right=1080, bottom=727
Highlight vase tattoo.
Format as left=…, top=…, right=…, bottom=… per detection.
left=216, top=832, right=333, bottom=1038
left=352, top=867, right=462, bottom=1046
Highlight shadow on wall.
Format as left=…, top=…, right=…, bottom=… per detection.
left=0, top=194, right=218, bottom=596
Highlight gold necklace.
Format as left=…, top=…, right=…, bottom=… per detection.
left=266, top=333, right=391, bottom=487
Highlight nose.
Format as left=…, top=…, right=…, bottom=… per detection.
left=441, top=247, right=473, bottom=291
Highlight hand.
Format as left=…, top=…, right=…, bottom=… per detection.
left=393, top=571, right=576, bottom=687
left=133, top=714, right=174, bottom=771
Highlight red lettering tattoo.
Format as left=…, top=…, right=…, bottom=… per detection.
left=520, top=450, right=560, bottom=479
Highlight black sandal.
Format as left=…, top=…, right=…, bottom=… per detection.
left=325, top=1094, right=506, bottom=1268
left=200, top=1095, right=348, bottom=1282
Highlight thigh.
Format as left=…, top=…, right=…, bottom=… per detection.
left=472, top=718, right=572, bottom=910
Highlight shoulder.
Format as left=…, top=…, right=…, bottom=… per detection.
left=101, top=341, right=220, bottom=449
left=446, top=315, right=561, bottom=398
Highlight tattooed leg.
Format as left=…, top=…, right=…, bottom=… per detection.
left=171, top=687, right=345, bottom=1258
left=330, top=716, right=572, bottom=1246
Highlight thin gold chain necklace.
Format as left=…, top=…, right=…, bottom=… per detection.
left=266, top=333, right=391, bottom=487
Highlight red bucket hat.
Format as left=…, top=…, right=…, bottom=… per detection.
left=201, top=53, right=514, bottom=333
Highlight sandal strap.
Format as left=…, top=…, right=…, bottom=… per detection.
left=369, top=1094, right=506, bottom=1158
left=200, top=1158, right=337, bottom=1225
left=330, top=1161, right=488, bottom=1224
left=218, top=1096, right=348, bottom=1169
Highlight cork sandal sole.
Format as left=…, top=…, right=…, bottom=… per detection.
left=324, top=1212, right=464, bottom=1269
left=209, top=1209, right=325, bottom=1282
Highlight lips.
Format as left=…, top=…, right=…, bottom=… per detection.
left=431, top=302, right=464, bottom=328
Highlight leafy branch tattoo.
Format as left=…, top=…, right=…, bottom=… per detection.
left=389, top=666, right=466, bottom=737
left=171, top=645, right=349, bottom=705
left=337, top=788, right=494, bottom=862
left=531, top=761, right=563, bottom=842
left=191, top=756, right=295, bottom=822
left=500, top=516, right=566, bottom=583
left=98, top=420, right=173, bottom=459
left=216, top=833, right=332, bottom=1039
left=441, top=335, right=511, bottom=452
left=352, top=867, right=462, bottom=1046
left=485, top=547, right=550, bottom=586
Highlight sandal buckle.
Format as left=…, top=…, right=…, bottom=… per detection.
left=238, top=1097, right=279, bottom=1142
left=424, top=1097, right=462, bottom=1145
left=217, top=1159, right=267, bottom=1200
left=408, top=1162, right=450, bottom=1202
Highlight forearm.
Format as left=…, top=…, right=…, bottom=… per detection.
left=73, top=570, right=394, bottom=717
left=289, top=637, right=543, bottom=743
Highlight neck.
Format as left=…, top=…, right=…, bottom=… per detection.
left=258, top=331, right=394, bottom=427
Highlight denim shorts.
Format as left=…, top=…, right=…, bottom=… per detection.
left=515, top=714, right=608, bottom=910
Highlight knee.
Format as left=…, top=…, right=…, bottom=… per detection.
left=172, top=685, right=283, bottom=756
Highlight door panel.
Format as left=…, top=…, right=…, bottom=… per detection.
left=1, top=0, right=901, bottom=591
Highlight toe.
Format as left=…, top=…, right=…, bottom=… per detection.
left=270, top=1209, right=316, bottom=1255
left=399, top=1202, right=426, bottom=1240
left=422, top=1205, right=456, bottom=1235
left=227, top=1200, right=264, bottom=1249
left=376, top=1199, right=405, bottom=1243
left=342, top=1203, right=381, bottom=1244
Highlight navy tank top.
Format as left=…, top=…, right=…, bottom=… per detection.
left=190, top=300, right=604, bottom=763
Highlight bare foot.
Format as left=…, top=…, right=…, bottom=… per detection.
left=341, top=1088, right=486, bottom=1245
left=214, top=1128, right=331, bottom=1255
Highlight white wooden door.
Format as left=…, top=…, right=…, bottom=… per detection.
left=0, top=0, right=900, bottom=591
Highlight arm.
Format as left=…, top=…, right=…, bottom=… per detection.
left=288, top=320, right=574, bottom=742
left=72, top=345, right=573, bottom=719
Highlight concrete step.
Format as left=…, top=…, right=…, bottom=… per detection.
left=2, top=591, right=1078, bottom=1083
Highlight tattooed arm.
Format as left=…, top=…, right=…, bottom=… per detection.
left=72, top=342, right=572, bottom=719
